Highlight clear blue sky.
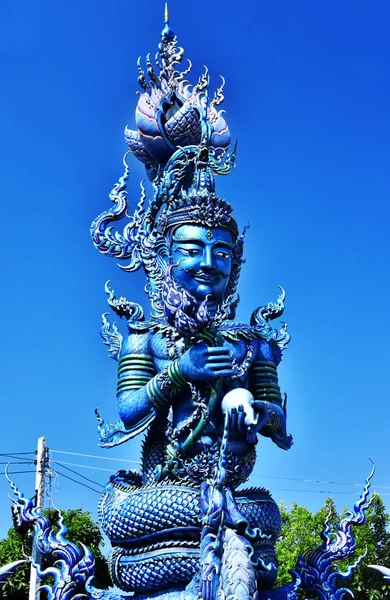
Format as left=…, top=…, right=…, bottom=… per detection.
left=1, top=0, right=390, bottom=542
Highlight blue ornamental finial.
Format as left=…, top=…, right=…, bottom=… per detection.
left=161, top=2, right=174, bottom=40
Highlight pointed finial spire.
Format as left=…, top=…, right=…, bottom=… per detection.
left=161, top=2, right=174, bottom=40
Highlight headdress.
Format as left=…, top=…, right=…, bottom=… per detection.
left=90, top=8, right=245, bottom=319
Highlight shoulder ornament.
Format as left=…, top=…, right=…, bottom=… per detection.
left=250, top=286, right=291, bottom=363
left=100, top=281, right=147, bottom=361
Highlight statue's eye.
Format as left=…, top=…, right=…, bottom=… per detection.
left=215, top=250, right=231, bottom=259
left=178, top=247, right=201, bottom=257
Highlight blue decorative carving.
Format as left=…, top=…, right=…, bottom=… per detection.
left=292, top=462, right=375, bottom=599
left=8, top=475, right=96, bottom=599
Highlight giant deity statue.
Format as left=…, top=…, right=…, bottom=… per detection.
left=0, top=10, right=376, bottom=600
left=90, top=12, right=293, bottom=597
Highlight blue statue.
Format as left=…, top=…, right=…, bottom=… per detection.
left=0, top=9, right=378, bottom=600
left=90, top=9, right=292, bottom=597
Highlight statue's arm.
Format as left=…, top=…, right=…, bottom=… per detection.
left=249, top=338, right=293, bottom=450
left=117, top=332, right=187, bottom=429
left=118, top=334, right=236, bottom=430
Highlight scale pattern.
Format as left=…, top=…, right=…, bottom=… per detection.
left=99, top=476, right=281, bottom=591
left=165, top=104, right=202, bottom=148
left=110, top=545, right=199, bottom=592
left=99, top=482, right=200, bottom=541
left=99, top=479, right=281, bottom=542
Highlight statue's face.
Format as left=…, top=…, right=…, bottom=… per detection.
left=170, top=225, right=233, bottom=311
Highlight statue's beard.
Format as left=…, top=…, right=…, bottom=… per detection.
left=162, top=266, right=214, bottom=337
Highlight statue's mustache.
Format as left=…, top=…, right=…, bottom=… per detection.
left=182, top=266, right=229, bottom=279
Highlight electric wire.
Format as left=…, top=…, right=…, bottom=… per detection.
left=52, top=468, right=102, bottom=495
left=49, top=462, right=389, bottom=497
left=53, top=459, right=116, bottom=473
left=50, top=449, right=140, bottom=465
left=268, top=487, right=390, bottom=496
left=0, top=461, right=35, bottom=465
left=259, top=473, right=390, bottom=490
left=0, top=470, right=36, bottom=475
left=51, top=460, right=104, bottom=489
left=4, top=449, right=390, bottom=498
left=0, top=453, right=36, bottom=461
left=0, top=452, right=35, bottom=456
left=49, top=449, right=390, bottom=489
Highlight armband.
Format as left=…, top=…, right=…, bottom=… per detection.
left=146, top=361, right=188, bottom=412
left=167, top=360, right=187, bottom=388
left=117, top=354, right=156, bottom=394
left=250, top=360, right=283, bottom=404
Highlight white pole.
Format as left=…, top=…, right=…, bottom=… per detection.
left=29, top=436, right=46, bottom=600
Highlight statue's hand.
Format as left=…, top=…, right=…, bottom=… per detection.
left=251, top=400, right=269, bottom=430
left=252, top=399, right=293, bottom=450
left=221, top=390, right=270, bottom=445
left=247, top=400, right=270, bottom=442
left=178, top=342, right=236, bottom=382
left=225, top=404, right=260, bottom=445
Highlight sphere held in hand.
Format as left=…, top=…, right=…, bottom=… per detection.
left=221, top=388, right=257, bottom=426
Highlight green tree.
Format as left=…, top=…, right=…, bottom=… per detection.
left=0, top=508, right=111, bottom=598
left=276, top=492, right=390, bottom=599
left=276, top=497, right=338, bottom=588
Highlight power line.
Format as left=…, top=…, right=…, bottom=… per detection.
left=50, top=449, right=140, bottom=465
left=46, top=463, right=390, bottom=498
left=0, top=470, right=36, bottom=475
left=0, top=461, right=35, bottom=465
left=0, top=452, right=35, bottom=456
left=53, top=468, right=102, bottom=495
left=53, top=459, right=116, bottom=473
left=0, top=453, right=36, bottom=461
left=51, top=461, right=104, bottom=489
left=50, top=451, right=390, bottom=489
left=269, top=487, right=390, bottom=496
left=259, top=474, right=390, bottom=490
left=36, top=450, right=390, bottom=494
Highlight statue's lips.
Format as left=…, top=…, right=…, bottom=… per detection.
left=193, top=273, right=219, bottom=283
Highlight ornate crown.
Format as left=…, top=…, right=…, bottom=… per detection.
left=90, top=9, right=243, bottom=318
left=124, top=6, right=231, bottom=178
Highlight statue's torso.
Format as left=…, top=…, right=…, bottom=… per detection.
left=145, top=327, right=258, bottom=460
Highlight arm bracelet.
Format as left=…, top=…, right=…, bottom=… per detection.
left=146, top=360, right=188, bottom=412
left=250, top=360, right=283, bottom=405
left=117, top=354, right=156, bottom=395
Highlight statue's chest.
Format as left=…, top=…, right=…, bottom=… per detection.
left=149, top=332, right=253, bottom=375
left=149, top=332, right=186, bottom=372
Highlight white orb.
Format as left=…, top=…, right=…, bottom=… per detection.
left=221, top=388, right=257, bottom=426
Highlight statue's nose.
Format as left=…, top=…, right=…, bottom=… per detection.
left=200, top=247, right=213, bottom=270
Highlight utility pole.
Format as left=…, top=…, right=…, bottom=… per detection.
left=29, top=436, right=47, bottom=600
